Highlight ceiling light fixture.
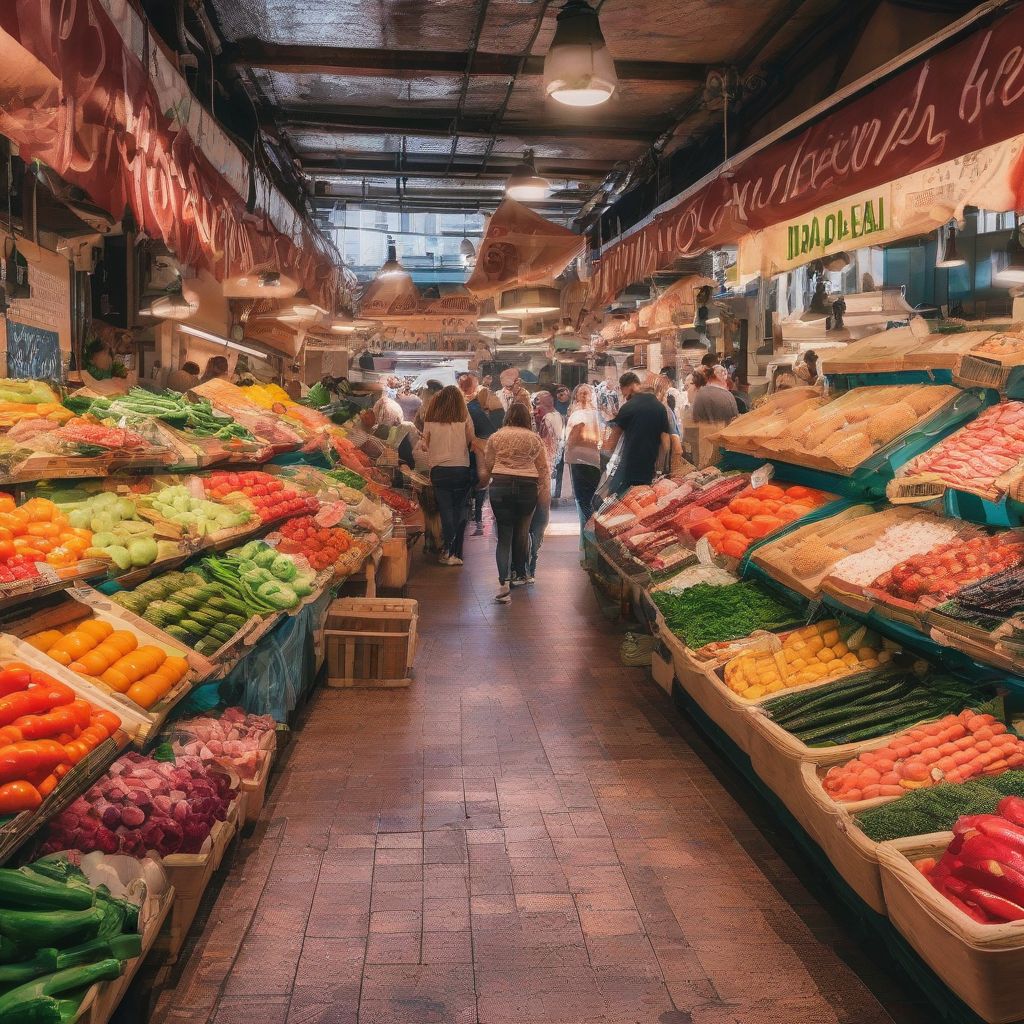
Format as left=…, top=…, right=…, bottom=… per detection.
left=505, top=151, right=550, bottom=202
left=378, top=236, right=408, bottom=278
left=544, top=0, right=617, bottom=108
left=936, top=223, right=966, bottom=269
left=994, top=215, right=1024, bottom=285
left=139, top=280, right=199, bottom=320
left=177, top=323, right=268, bottom=360
left=498, top=286, right=562, bottom=317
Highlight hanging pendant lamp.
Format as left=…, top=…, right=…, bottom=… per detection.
left=994, top=216, right=1024, bottom=285
left=139, top=281, right=199, bottom=320
left=377, top=236, right=409, bottom=279
left=544, top=0, right=618, bottom=107
left=936, top=223, right=966, bottom=269
left=498, top=286, right=562, bottom=317
left=505, top=151, right=550, bottom=201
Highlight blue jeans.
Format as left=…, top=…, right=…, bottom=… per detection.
left=569, top=463, right=601, bottom=534
left=528, top=503, right=550, bottom=576
left=489, top=476, right=538, bottom=584
left=431, top=466, right=472, bottom=558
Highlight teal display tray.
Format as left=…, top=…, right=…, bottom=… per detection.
left=722, top=387, right=994, bottom=500
left=827, top=369, right=954, bottom=389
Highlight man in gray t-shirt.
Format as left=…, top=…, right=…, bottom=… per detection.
left=692, top=366, right=740, bottom=424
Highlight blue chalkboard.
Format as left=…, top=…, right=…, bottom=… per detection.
left=5, top=320, right=61, bottom=380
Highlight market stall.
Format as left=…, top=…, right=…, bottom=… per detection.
left=583, top=323, right=1024, bottom=1023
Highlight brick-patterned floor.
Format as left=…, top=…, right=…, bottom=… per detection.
left=147, top=510, right=929, bottom=1024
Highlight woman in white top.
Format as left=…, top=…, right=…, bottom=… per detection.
left=564, top=384, right=603, bottom=534
left=419, top=385, right=478, bottom=566
left=479, top=403, right=550, bottom=604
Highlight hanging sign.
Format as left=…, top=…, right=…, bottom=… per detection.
left=590, top=4, right=1024, bottom=306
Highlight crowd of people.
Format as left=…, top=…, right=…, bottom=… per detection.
left=352, top=351, right=756, bottom=605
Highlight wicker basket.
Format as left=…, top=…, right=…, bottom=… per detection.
left=879, top=833, right=1024, bottom=1023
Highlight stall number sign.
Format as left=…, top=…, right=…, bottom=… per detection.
left=786, top=196, right=886, bottom=262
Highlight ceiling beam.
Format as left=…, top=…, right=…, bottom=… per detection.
left=226, top=41, right=709, bottom=83
left=271, top=107, right=661, bottom=142
left=302, top=155, right=616, bottom=180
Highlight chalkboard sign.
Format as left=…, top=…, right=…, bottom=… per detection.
left=5, top=320, right=61, bottom=380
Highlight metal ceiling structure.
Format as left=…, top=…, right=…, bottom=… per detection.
left=143, top=0, right=981, bottom=274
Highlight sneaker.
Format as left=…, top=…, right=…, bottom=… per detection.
left=510, top=577, right=527, bottom=587
left=449, top=556, right=464, bottom=565
left=472, top=526, right=484, bottom=536
left=438, top=554, right=456, bottom=565
left=495, top=584, right=511, bottom=604
left=525, top=574, right=536, bottom=585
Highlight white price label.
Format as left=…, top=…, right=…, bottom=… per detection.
left=695, top=536, right=715, bottom=565
left=750, top=464, right=774, bottom=489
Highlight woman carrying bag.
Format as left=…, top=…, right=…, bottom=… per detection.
left=418, top=385, right=481, bottom=566
left=563, top=384, right=603, bottom=535
left=480, top=403, right=550, bottom=604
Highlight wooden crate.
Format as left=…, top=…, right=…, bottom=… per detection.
left=75, top=885, right=175, bottom=1024
left=325, top=598, right=418, bottom=688
left=155, top=801, right=238, bottom=961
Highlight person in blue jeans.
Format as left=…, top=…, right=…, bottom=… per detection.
left=418, top=386, right=480, bottom=566
left=480, top=403, right=550, bottom=604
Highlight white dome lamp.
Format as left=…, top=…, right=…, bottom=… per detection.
left=544, top=0, right=618, bottom=108
left=506, top=150, right=550, bottom=202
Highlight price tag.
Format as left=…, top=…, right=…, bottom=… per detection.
left=695, top=536, right=715, bottom=565
left=805, top=597, right=822, bottom=623
left=749, top=464, right=774, bottom=490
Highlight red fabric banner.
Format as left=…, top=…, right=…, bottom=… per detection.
left=0, top=0, right=345, bottom=308
left=592, top=5, right=1024, bottom=306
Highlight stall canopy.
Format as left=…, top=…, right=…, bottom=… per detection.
left=0, top=0, right=351, bottom=310
left=591, top=3, right=1024, bottom=306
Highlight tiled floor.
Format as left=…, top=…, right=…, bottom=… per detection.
left=147, top=509, right=929, bottom=1024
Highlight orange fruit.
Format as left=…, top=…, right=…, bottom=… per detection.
left=126, top=681, right=160, bottom=708
left=25, top=630, right=64, bottom=652
left=76, top=650, right=112, bottom=676
left=100, top=667, right=131, bottom=692
left=45, top=649, right=73, bottom=666
left=78, top=620, right=113, bottom=642
left=160, top=655, right=189, bottom=681
left=106, top=631, right=138, bottom=656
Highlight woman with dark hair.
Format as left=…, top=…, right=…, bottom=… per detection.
left=480, top=402, right=550, bottom=604
left=419, top=385, right=478, bottom=566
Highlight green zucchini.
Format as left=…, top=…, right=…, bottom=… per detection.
left=0, top=907, right=103, bottom=948
left=0, top=870, right=93, bottom=912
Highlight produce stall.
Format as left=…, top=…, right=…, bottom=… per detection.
left=0, top=373, right=423, bottom=1020
left=583, top=326, right=1024, bottom=1024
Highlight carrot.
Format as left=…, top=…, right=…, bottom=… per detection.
left=921, top=747, right=941, bottom=764
left=878, top=785, right=904, bottom=797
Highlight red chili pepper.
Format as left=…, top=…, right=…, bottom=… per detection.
left=998, top=796, right=1024, bottom=827
left=959, top=833, right=1024, bottom=876
left=36, top=774, right=57, bottom=798
left=975, top=817, right=1024, bottom=857
left=10, top=706, right=80, bottom=741
left=0, top=670, right=30, bottom=698
left=0, top=780, right=42, bottom=815
left=0, top=740, right=69, bottom=785
left=963, top=886, right=1024, bottom=922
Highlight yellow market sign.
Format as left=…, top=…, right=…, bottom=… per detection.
left=787, top=197, right=886, bottom=262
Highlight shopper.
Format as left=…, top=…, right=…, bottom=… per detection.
left=564, top=384, right=603, bottom=534
left=496, top=369, right=530, bottom=413
left=692, top=365, right=740, bottom=425
left=795, top=349, right=819, bottom=385
left=602, top=371, right=671, bottom=496
left=460, top=374, right=496, bottom=536
left=480, top=403, right=550, bottom=604
left=165, top=361, right=200, bottom=392
left=199, top=355, right=230, bottom=384
left=551, top=384, right=571, bottom=503
left=414, top=380, right=443, bottom=431
left=395, top=382, right=422, bottom=422
left=418, top=385, right=478, bottom=566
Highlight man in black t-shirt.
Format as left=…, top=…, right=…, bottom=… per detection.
left=602, top=372, right=670, bottom=494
